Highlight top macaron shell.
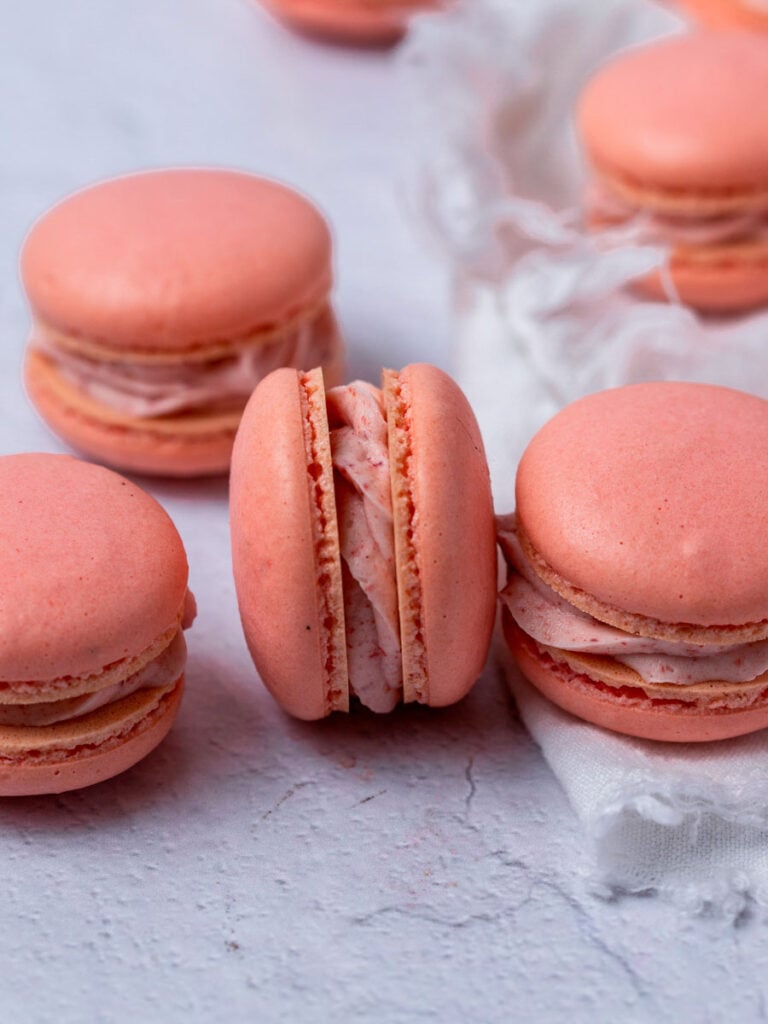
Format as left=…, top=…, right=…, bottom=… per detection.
left=577, top=31, right=768, bottom=197
left=0, top=454, right=189, bottom=682
left=21, top=169, right=332, bottom=351
left=516, top=382, right=768, bottom=628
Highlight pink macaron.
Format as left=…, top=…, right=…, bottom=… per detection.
left=260, top=0, right=438, bottom=46
left=230, top=363, right=497, bottom=719
left=499, top=382, right=768, bottom=743
left=22, top=169, right=344, bottom=477
left=674, top=0, right=768, bottom=30
left=0, top=453, right=194, bottom=795
left=577, top=31, right=768, bottom=312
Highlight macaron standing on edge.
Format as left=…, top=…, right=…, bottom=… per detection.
left=230, top=363, right=497, bottom=720
left=577, top=31, right=768, bottom=312
left=22, top=169, right=345, bottom=477
left=499, top=382, right=768, bottom=743
left=0, top=454, right=195, bottom=795
left=259, top=0, right=439, bottom=47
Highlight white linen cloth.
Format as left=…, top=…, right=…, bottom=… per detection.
left=403, top=0, right=768, bottom=912
left=502, top=643, right=768, bottom=915
left=402, top=0, right=768, bottom=511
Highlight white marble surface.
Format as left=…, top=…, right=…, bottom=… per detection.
left=2, top=2, right=768, bottom=1021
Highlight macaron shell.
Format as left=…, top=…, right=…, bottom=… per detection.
left=516, top=382, right=768, bottom=629
left=577, top=32, right=768, bottom=197
left=0, top=454, right=188, bottom=681
left=230, top=367, right=348, bottom=720
left=21, top=170, right=332, bottom=352
left=385, top=364, right=497, bottom=707
left=25, top=352, right=237, bottom=476
left=507, top=618, right=768, bottom=743
left=0, top=680, right=183, bottom=797
left=264, top=0, right=428, bottom=45
left=545, top=642, right=768, bottom=707
left=3, top=622, right=179, bottom=705
left=676, top=0, right=768, bottom=29
left=635, top=249, right=768, bottom=312
left=26, top=327, right=346, bottom=478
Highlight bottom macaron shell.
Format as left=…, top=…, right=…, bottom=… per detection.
left=636, top=250, right=768, bottom=313
left=0, top=680, right=183, bottom=797
left=26, top=355, right=235, bottom=477
left=26, top=347, right=346, bottom=477
left=388, top=364, right=497, bottom=708
left=264, top=0, right=409, bottom=45
left=505, top=617, right=768, bottom=743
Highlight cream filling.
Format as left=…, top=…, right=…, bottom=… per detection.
left=327, top=381, right=402, bottom=713
left=0, top=630, right=187, bottom=728
left=181, top=589, right=197, bottom=631
left=586, top=180, right=768, bottom=248
left=0, top=588, right=196, bottom=727
left=30, top=307, right=341, bottom=419
left=497, top=518, right=768, bottom=686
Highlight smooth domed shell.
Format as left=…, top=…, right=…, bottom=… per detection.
left=0, top=454, right=188, bottom=681
left=577, top=32, right=768, bottom=194
left=516, top=382, right=768, bottom=628
left=21, top=169, right=332, bottom=351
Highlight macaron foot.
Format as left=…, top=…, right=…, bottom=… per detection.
left=508, top=621, right=768, bottom=743
left=0, top=680, right=184, bottom=797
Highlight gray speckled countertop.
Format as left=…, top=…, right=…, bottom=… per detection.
left=1, top=2, right=767, bottom=1021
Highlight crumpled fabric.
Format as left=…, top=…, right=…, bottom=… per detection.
left=403, top=0, right=768, bottom=914
left=504, top=645, right=768, bottom=918
left=401, top=0, right=768, bottom=513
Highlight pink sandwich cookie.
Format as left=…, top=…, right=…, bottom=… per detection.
left=578, top=32, right=768, bottom=312
left=261, top=0, right=438, bottom=46
left=22, top=169, right=344, bottom=477
left=0, top=454, right=195, bottom=795
left=674, top=0, right=768, bottom=30
left=500, top=382, right=768, bottom=743
left=230, top=363, right=497, bottom=720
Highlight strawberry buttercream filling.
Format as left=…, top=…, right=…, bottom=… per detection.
left=497, top=517, right=768, bottom=686
left=327, top=381, right=402, bottom=713
left=586, top=180, right=768, bottom=248
left=30, top=307, right=341, bottom=418
left=0, top=590, right=197, bottom=728
left=0, top=631, right=185, bottom=728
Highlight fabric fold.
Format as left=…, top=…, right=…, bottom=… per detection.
left=502, top=641, right=768, bottom=915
